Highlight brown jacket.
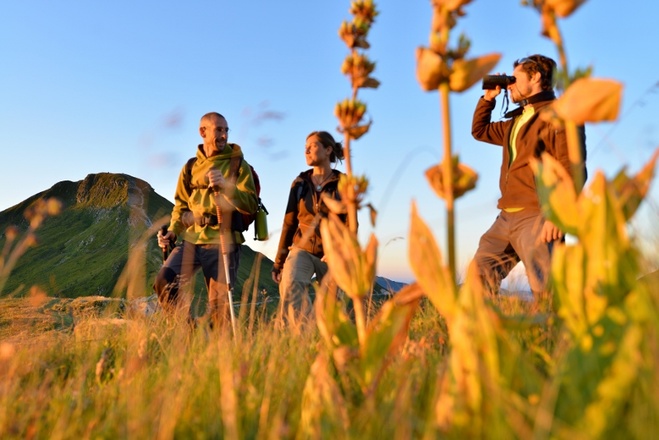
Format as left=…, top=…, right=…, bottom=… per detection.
left=273, top=169, right=347, bottom=272
left=471, top=95, right=586, bottom=211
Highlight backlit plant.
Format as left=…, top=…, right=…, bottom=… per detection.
left=415, top=0, right=494, bottom=281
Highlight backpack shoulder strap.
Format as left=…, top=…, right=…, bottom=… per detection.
left=183, top=157, right=197, bottom=195
left=229, top=155, right=243, bottom=184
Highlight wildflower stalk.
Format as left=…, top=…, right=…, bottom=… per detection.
left=526, top=2, right=650, bottom=436
left=531, top=2, right=587, bottom=192
left=333, top=0, right=380, bottom=344
left=545, top=11, right=583, bottom=188
left=341, top=49, right=359, bottom=235
left=439, top=81, right=456, bottom=277
left=415, top=2, right=493, bottom=284
left=435, top=8, right=456, bottom=282
left=548, top=10, right=586, bottom=191
left=342, top=124, right=358, bottom=235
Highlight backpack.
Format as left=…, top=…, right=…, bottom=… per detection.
left=183, top=156, right=267, bottom=238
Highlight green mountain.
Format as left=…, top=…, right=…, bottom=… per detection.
left=0, top=173, right=277, bottom=302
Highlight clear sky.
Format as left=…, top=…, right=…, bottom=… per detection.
left=1, top=1, right=658, bottom=285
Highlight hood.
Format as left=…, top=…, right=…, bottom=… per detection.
left=196, top=142, right=244, bottom=161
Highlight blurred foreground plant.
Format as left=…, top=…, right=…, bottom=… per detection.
left=522, top=5, right=652, bottom=433
left=408, top=201, right=547, bottom=437
left=0, top=198, right=61, bottom=296
left=300, top=2, right=429, bottom=433
left=3, top=2, right=658, bottom=439
left=323, top=0, right=381, bottom=347
left=532, top=146, right=659, bottom=437
left=415, top=0, right=497, bottom=281
left=405, top=0, right=659, bottom=437
left=334, top=0, right=380, bottom=234
left=525, top=0, right=622, bottom=191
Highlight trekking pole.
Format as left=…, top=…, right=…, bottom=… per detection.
left=211, top=186, right=237, bottom=337
left=160, top=225, right=172, bottom=262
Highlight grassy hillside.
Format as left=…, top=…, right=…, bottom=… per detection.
left=0, top=173, right=278, bottom=303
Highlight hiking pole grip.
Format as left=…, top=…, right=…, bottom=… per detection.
left=160, top=225, right=170, bottom=262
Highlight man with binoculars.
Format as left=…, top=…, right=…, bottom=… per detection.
left=471, top=54, right=587, bottom=299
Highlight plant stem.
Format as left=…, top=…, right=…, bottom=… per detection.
left=439, top=82, right=456, bottom=283
left=353, top=291, right=367, bottom=347
left=343, top=135, right=358, bottom=234
left=548, top=12, right=583, bottom=193
left=565, top=120, right=584, bottom=192
left=341, top=112, right=364, bottom=344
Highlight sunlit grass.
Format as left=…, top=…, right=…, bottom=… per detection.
left=1, top=233, right=658, bottom=438
left=2, top=0, right=659, bottom=437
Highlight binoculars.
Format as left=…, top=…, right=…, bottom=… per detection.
left=482, top=75, right=516, bottom=90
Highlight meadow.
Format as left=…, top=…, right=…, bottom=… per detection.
left=2, top=1, right=659, bottom=438
left=0, top=260, right=657, bottom=439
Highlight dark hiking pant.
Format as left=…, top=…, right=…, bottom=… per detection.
left=153, top=240, right=240, bottom=327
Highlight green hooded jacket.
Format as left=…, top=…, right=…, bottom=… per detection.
left=168, top=143, right=258, bottom=245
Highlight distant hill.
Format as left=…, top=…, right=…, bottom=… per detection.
left=0, top=173, right=277, bottom=301
left=0, top=173, right=403, bottom=304
left=375, top=276, right=407, bottom=294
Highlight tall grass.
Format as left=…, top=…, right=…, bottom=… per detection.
left=2, top=274, right=655, bottom=438
left=2, top=1, right=659, bottom=439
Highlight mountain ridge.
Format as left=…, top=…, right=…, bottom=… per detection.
left=0, top=173, right=404, bottom=302
left=0, top=173, right=276, bottom=300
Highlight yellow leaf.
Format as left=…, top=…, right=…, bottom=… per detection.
left=431, top=5, right=456, bottom=33
left=579, top=172, right=635, bottom=307
left=361, top=294, right=420, bottom=385
left=355, top=77, right=381, bottom=89
left=553, top=244, right=589, bottom=337
left=415, top=47, right=448, bottom=91
left=612, top=148, right=659, bottom=221
left=552, top=78, right=623, bottom=125
left=425, top=158, right=478, bottom=200
left=321, top=195, right=347, bottom=215
left=408, top=202, right=456, bottom=320
left=530, top=153, right=580, bottom=234
left=433, top=0, right=473, bottom=13
left=314, top=284, right=358, bottom=350
left=299, top=353, right=350, bottom=438
left=429, top=33, right=446, bottom=55
left=540, top=9, right=561, bottom=45
left=449, top=53, right=502, bottom=93
left=367, top=203, right=377, bottom=227
left=546, top=0, right=587, bottom=18
left=320, top=215, right=377, bottom=299
left=392, top=282, right=425, bottom=305
left=345, top=122, right=371, bottom=140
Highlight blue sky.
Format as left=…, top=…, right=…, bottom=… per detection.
left=1, top=1, right=657, bottom=285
